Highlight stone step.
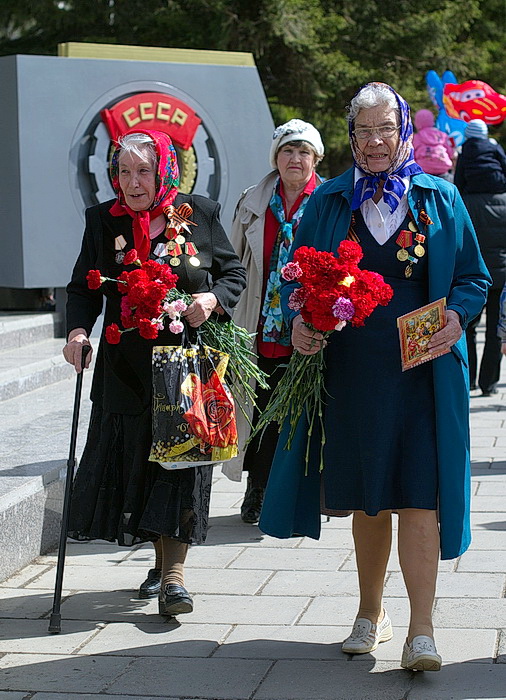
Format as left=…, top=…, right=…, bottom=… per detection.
left=0, top=311, right=64, bottom=350
left=0, top=337, right=75, bottom=401
left=0, top=370, right=93, bottom=581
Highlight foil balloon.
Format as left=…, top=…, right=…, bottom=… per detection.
left=425, top=70, right=467, bottom=147
left=443, top=79, right=506, bottom=125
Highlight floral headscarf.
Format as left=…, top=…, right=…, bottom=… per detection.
left=109, top=129, right=180, bottom=261
left=350, top=83, right=423, bottom=213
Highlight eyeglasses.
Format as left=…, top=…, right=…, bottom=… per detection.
left=353, top=125, right=400, bottom=140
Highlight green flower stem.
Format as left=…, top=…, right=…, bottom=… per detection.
left=164, top=289, right=269, bottom=417
left=250, top=332, right=331, bottom=473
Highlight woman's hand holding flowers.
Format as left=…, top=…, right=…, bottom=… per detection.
left=428, top=310, right=462, bottom=354
left=292, top=315, right=326, bottom=355
left=182, top=292, right=218, bottom=327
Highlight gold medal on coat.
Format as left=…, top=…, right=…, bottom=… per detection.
left=397, top=248, right=409, bottom=262
left=175, top=234, right=186, bottom=245
left=414, top=244, right=425, bottom=257
left=169, top=257, right=181, bottom=267
left=408, top=220, right=418, bottom=233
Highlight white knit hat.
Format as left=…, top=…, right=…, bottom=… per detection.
left=465, top=119, right=488, bottom=140
left=269, top=119, right=324, bottom=169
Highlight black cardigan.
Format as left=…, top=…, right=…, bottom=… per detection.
left=66, top=193, right=247, bottom=414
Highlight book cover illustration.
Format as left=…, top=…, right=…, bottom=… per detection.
left=397, top=298, right=449, bottom=371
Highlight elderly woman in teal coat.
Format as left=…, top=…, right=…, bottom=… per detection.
left=259, top=83, right=490, bottom=673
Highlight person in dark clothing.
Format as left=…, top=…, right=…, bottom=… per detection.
left=455, top=119, right=506, bottom=395
left=63, top=130, right=246, bottom=616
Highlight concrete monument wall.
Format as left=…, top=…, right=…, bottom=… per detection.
left=0, top=50, right=274, bottom=288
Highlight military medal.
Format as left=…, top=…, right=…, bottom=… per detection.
left=414, top=233, right=426, bottom=258
left=163, top=204, right=199, bottom=267
left=185, top=241, right=200, bottom=267
left=153, top=242, right=168, bottom=257
left=408, top=220, right=418, bottom=233
left=397, top=249, right=409, bottom=262
left=114, top=235, right=127, bottom=264
left=396, top=230, right=412, bottom=263
left=405, top=254, right=418, bottom=278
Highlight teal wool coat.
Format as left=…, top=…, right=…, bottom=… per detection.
left=259, top=168, right=491, bottom=560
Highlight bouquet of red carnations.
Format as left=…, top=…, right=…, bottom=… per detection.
left=86, top=250, right=268, bottom=412
left=251, top=240, right=393, bottom=471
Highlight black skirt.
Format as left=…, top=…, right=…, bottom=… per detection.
left=68, top=403, right=213, bottom=546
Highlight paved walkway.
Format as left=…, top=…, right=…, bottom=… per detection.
left=0, top=334, right=505, bottom=699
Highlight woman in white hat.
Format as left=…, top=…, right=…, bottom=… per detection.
left=225, top=119, right=325, bottom=522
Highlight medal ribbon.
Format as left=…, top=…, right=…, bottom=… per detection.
left=396, top=229, right=413, bottom=249
left=185, top=242, right=198, bottom=256
left=169, top=244, right=183, bottom=257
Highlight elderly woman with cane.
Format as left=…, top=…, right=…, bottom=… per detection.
left=63, top=129, right=246, bottom=616
left=225, top=119, right=324, bottom=523
left=259, top=83, right=490, bottom=671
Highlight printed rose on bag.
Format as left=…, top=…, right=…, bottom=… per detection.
left=149, top=344, right=238, bottom=467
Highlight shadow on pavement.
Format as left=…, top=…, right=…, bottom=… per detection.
left=0, top=590, right=505, bottom=699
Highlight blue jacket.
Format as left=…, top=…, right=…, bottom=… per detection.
left=259, top=168, right=491, bottom=559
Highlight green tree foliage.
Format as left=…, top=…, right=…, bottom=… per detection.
left=0, top=0, right=504, bottom=174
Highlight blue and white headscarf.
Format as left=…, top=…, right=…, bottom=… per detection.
left=350, top=83, right=423, bottom=213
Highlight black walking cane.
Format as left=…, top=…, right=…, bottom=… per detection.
left=48, top=344, right=91, bottom=634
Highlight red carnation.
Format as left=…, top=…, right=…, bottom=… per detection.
left=142, top=260, right=178, bottom=288
left=124, top=268, right=150, bottom=289
left=138, top=318, right=159, bottom=340
left=142, top=259, right=166, bottom=280
left=337, top=239, right=363, bottom=264
left=123, top=249, right=140, bottom=266
left=105, top=323, right=122, bottom=344
left=86, top=270, right=103, bottom=290
left=116, top=270, right=129, bottom=293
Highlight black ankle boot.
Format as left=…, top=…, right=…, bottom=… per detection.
left=138, top=568, right=162, bottom=599
left=241, top=477, right=265, bottom=524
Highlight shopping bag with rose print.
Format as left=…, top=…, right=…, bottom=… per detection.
left=149, top=340, right=238, bottom=469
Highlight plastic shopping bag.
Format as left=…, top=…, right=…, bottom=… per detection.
left=149, top=341, right=238, bottom=469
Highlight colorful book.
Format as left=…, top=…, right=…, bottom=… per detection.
left=397, top=298, right=449, bottom=371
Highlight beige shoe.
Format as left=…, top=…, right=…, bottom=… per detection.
left=401, top=635, right=442, bottom=671
left=342, top=610, right=393, bottom=654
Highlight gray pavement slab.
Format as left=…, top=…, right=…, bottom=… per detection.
left=253, top=659, right=412, bottom=700
left=31, top=696, right=182, bottom=700
left=0, top=619, right=100, bottom=654
left=76, top=621, right=232, bottom=657
left=105, top=657, right=273, bottom=699
left=0, top=653, right=132, bottom=694
left=31, top=696, right=181, bottom=700
left=408, top=662, right=506, bottom=699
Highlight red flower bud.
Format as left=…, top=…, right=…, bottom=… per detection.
left=138, top=318, right=159, bottom=340
left=123, top=249, right=140, bottom=266
left=86, top=270, right=103, bottom=290
left=105, top=323, right=122, bottom=344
